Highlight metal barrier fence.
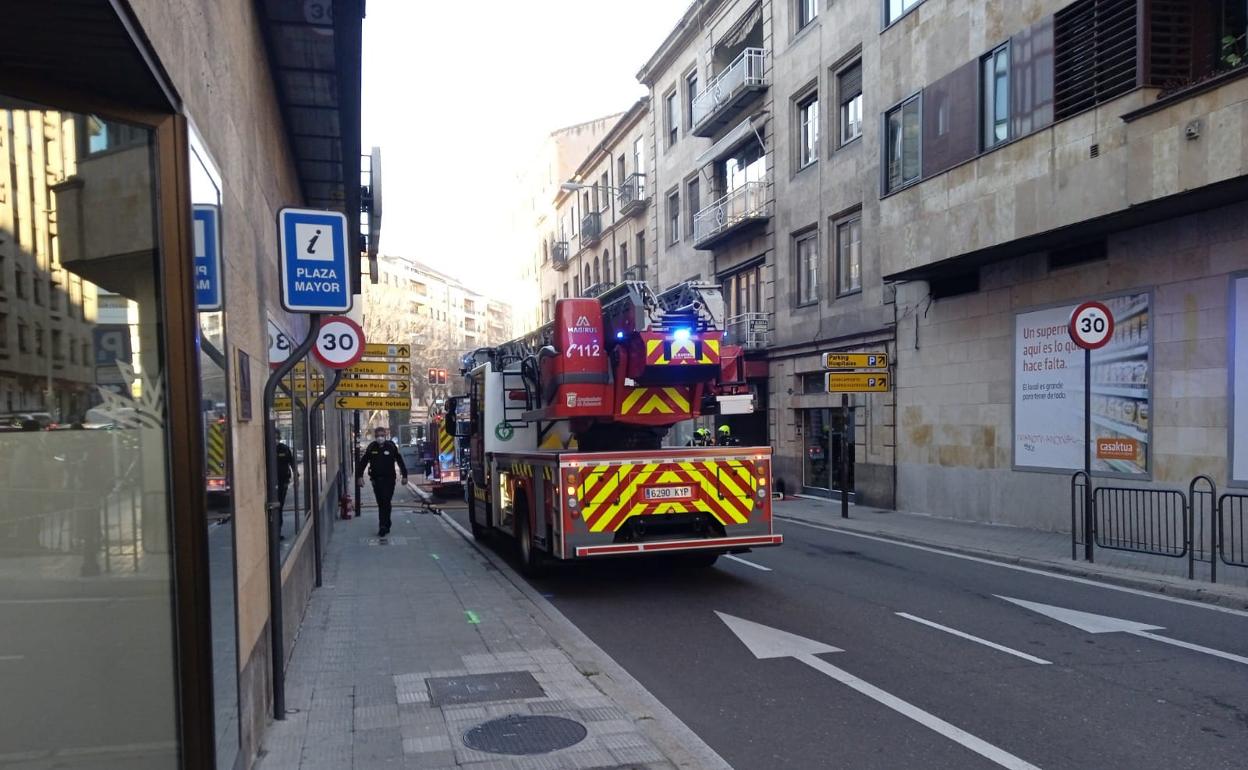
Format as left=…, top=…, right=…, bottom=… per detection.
left=1, top=484, right=146, bottom=576
left=1070, top=473, right=1243, bottom=583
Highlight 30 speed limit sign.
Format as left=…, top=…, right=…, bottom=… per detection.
left=1069, top=301, right=1114, bottom=350
left=313, top=316, right=366, bottom=368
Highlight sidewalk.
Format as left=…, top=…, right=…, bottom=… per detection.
left=775, top=495, right=1248, bottom=606
left=254, top=483, right=725, bottom=770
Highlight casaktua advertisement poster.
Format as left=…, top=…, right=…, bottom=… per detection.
left=1233, top=275, right=1248, bottom=485
left=1015, top=292, right=1151, bottom=475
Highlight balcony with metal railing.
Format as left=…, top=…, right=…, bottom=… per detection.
left=552, top=241, right=570, bottom=270
left=693, top=178, right=770, bottom=250
left=617, top=173, right=648, bottom=217
left=691, top=47, right=767, bottom=137
left=581, top=211, right=603, bottom=247
left=726, top=311, right=770, bottom=351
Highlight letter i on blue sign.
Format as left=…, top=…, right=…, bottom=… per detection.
left=192, top=205, right=222, bottom=311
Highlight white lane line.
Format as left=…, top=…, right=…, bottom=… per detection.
left=895, top=612, right=1052, bottom=665
left=0, top=655, right=24, bottom=662
left=800, top=654, right=1042, bottom=770
left=724, top=554, right=772, bottom=571
left=777, top=517, right=1248, bottom=619
left=1132, top=630, right=1248, bottom=666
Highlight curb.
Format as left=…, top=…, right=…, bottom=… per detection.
left=436, top=509, right=732, bottom=770
left=775, top=514, right=1248, bottom=612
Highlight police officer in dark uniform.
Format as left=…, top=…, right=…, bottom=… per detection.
left=274, top=431, right=298, bottom=540
left=355, top=425, right=408, bottom=537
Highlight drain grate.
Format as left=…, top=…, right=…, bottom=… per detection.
left=426, top=671, right=544, bottom=706
left=463, top=714, right=587, bottom=755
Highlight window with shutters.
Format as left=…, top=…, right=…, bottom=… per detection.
left=1053, top=0, right=1138, bottom=121
left=837, top=62, right=863, bottom=146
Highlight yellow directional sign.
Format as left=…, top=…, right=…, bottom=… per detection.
left=272, top=398, right=323, bottom=411
left=825, top=372, right=890, bottom=393
left=363, top=343, right=410, bottom=358
left=337, top=378, right=410, bottom=393
left=822, top=352, right=889, bottom=370
left=342, top=361, right=411, bottom=376
left=334, top=395, right=413, bottom=410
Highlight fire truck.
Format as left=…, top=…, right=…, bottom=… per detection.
left=426, top=410, right=462, bottom=496
left=445, top=281, right=781, bottom=574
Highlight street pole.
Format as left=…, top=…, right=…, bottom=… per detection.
left=1083, top=346, right=1093, bottom=562
left=308, top=368, right=343, bottom=588
left=262, top=313, right=320, bottom=720
left=841, top=393, right=850, bottom=519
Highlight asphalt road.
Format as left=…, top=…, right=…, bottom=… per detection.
left=441, top=501, right=1248, bottom=770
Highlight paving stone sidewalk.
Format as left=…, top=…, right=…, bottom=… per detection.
left=254, top=486, right=693, bottom=770
left=776, top=495, right=1248, bottom=601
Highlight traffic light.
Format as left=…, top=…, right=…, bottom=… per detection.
left=437, top=368, right=447, bottom=384
left=427, top=368, right=436, bottom=384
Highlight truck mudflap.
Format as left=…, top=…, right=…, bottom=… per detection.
left=558, top=448, right=782, bottom=559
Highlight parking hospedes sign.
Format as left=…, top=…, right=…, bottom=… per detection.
left=279, top=207, right=351, bottom=313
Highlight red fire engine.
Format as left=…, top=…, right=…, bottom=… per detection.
left=445, top=281, right=781, bottom=574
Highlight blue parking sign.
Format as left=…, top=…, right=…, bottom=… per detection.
left=279, top=207, right=352, bottom=313
left=193, top=204, right=222, bottom=311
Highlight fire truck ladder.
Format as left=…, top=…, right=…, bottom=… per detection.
left=500, top=364, right=533, bottom=426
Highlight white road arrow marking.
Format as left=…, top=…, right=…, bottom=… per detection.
left=997, top=596, right=1248, bottom=666
left=896, top=613, right=1052, bottom=665
left=715, top=612, right=1041, bottom=770
left=724, top=554, right=772, bottom=571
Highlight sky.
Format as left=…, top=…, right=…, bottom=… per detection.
left=361, top=0, right=688, bottom=302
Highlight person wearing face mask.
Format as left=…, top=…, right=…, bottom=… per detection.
left=355, top=425, right=408, bottom=537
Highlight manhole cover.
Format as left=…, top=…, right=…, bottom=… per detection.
left=426, top=671, right=544, bottom=706
left=463, top=715, right=587, bottom=755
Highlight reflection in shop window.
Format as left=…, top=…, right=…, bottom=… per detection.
left=1, top=99, right=179, bottom=764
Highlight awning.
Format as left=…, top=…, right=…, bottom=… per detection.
left=722, top=3, right=762, bottom=48
left=257, top=0, right=364, bottom=291
left=694, top=116, right=761, bottom=168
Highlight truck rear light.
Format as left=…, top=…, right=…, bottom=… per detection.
left=756, top=487, right=767, bottom=500
left=507, top=389, right=527, bottom=401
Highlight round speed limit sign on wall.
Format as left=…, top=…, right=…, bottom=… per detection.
left=1068, top=301, right=1114, bottom=350
left=313, top=316, right=366, bottom=368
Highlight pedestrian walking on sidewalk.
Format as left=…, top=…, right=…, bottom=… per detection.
left=274, top=429, right=298, bottom=540
left=355, top=425, right=407, bottom=537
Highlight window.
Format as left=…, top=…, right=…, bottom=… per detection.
left=797, top=92, right=819, bottom=168
left=885, top=95, right=921, bottom=192
left=836, top=215, right=862, bottom=295
left=619, top=243, right=629, bottom=277
left=633, top=137, right=645, bottom=177
left=665, top=90, right=679, bottom=147
left=51, top=329, right=63, bottom=360
left=797, top=0, right=818, bottom=31
left=0, top=312, right=7, bottom=350
left=667, top=190, right=680, bottom=245
left=982, top=43, right=1010, bottom=149
left=795, top=231, right=818, bottom=305
left=17, top=321, right=28, bottom=353
left=885, top=0, right=924, bottom=26
left=634, top=233, right=646, bottom=278
left=686, top=178, right=700, bottom=237
left=0, top=255, right=5, bottom=291
left=617, top=155, right=627, bottom=186
left=15, top=266, right=25, bottom=299
left=599, top=172, right=609, bottom=208
left=723, top=263, right=762, bottom=318
left=838, top=63, right=863, bottom=145
left=574, top=275, right=581, bottom=295
left=602, top=250, right=611, bottom=284
left=593, top=257, right=600, bottom=286
left=562, top=282, right=569, bottom=299
left=685, top=69, right=699, bottom=130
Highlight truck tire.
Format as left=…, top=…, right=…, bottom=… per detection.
left=516, top=498, right=547, bottom=577
left=467, top=483, right=487, bottom=541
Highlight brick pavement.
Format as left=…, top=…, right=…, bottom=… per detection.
left=254, top=484, right=717, bottom=770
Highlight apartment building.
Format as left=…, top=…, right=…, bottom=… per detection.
left=519, top=0, right=1248, bottom=526
left=366, top=255, right=514, bottom=420
left=514, top=115, right=620, bottom=334
left=543, top=100, right=652, bottom=318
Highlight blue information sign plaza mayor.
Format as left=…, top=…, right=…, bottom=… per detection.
left=279, top=207, right=352, bottom=313
left=193, top=204, right=222, bottom=311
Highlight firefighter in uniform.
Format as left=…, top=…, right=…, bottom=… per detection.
left=355, top=425, right=408, bottom=537
left=717, top=424, right=740, bottom=446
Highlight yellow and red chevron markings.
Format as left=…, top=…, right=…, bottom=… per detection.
left=644, top=334, right=722, bottom=365
left=438, top=429, right=454, bottom=456
left=574, top=459, right=759, bottom=533
left=618, top=386, right=693, bottom=416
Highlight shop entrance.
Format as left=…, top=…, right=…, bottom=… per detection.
left=802, top=407, right=855, bottom=498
